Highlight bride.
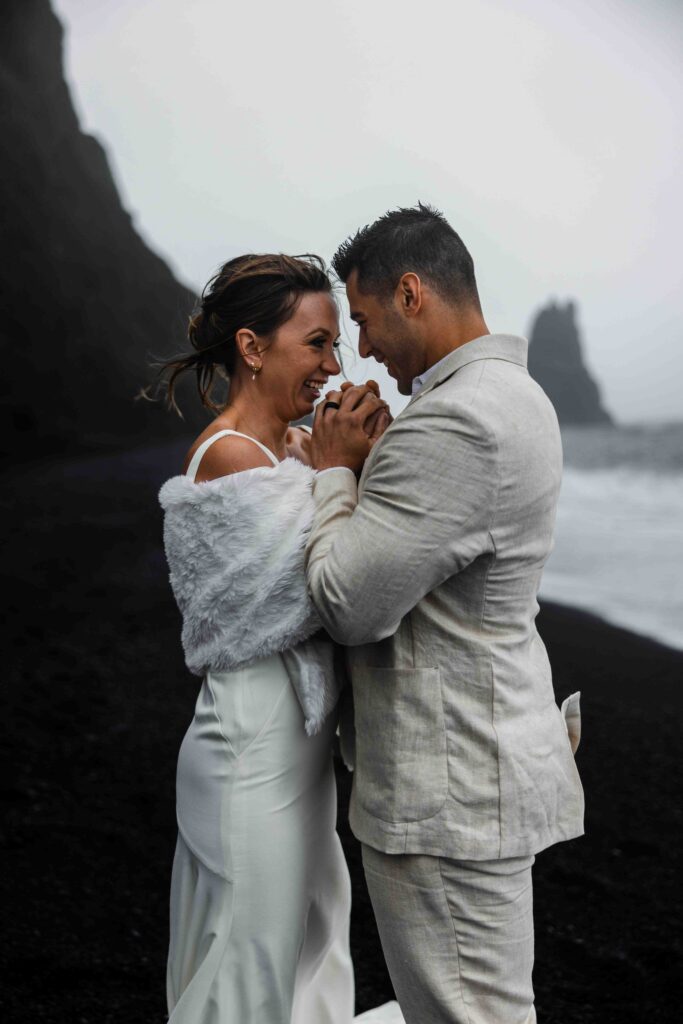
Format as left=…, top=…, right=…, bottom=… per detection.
left=157, top=253, right=399, bottom=1023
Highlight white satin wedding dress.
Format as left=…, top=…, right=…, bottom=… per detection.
left=165, top=430, right=403, bottom=1024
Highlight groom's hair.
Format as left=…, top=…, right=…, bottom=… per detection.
left=332, top=202, right=481, bottom=310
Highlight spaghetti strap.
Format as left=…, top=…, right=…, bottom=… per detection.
left=186, top=429, right=279, bottom=481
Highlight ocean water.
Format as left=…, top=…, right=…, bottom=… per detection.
left=541, top=423, right=683, bottom=650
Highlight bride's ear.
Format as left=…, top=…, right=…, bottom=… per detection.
left=235, top=329, right=262, bottom=369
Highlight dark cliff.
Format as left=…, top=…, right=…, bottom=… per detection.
left=0, top=0, right=206, bottom=463
left=528, top=301, right=613, bottom=426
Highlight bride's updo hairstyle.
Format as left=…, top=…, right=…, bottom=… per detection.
left=162, top=253, right=333, bottom=414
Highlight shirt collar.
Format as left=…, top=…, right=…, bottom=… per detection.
left=410, top=334, right=529, bottom=401
left=411, top=350, right=454, bottom=396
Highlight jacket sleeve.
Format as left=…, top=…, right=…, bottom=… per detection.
left=305, top=399, right=499, bottom=645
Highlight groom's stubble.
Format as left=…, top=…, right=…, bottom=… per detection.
left=346, top=270, right=424, bottom=396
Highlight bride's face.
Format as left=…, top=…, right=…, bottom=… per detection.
left=258, top=292, right=342, bottom=421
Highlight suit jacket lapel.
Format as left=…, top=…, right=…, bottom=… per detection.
left=359, top=335, right=528, bottom=493
left=408, top=334, right=528, bottom=408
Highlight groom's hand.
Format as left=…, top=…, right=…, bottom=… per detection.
left=342, top=379, right=392, bottom=448
left=365, top=405, right=393, bottom=449
left=311, top=383, right=389, bottom=472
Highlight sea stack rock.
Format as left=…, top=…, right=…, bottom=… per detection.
left=0, top=0, right=205, bottom=463
left=528, top=301, right=613, bottom=426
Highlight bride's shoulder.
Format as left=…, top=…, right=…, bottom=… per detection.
left=183, top=429, right=273, bottom=483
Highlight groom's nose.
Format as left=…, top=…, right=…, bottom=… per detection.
left=358, top=328, right=371, bottom=359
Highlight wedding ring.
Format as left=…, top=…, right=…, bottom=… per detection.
left=323, top=401, right=341, bottom=412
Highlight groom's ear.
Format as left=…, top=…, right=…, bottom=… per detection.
left=397, top=272, right=422, bottom=317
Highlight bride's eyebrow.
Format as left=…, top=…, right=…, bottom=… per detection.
left=305, top=327, right=332, bottom=337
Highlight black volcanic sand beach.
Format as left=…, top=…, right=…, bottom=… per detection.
left=2, top=440, right=682, bottom=1023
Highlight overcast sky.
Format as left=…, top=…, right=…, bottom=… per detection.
left=53, top=0, right=682, bottom=422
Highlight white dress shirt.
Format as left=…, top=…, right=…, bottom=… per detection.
left=411, top=350, right=456, bottom=396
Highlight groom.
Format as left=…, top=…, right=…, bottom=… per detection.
left=305, top=204, right=584, bottom=1024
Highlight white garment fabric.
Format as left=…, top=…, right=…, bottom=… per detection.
left=167, top=654, right=355, bottom=1024
left=165, top=429, right=404, bottom=1024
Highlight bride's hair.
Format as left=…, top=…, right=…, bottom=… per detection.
left=150, top=253, right=333, bottom=415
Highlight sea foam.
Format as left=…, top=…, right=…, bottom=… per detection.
left=541, top=426, right=683, bottom=650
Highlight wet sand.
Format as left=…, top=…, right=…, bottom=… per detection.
left=1, top=440, right=681, bottom=1022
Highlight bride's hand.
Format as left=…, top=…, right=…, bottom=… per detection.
left=311, top=382, right=389, bottom=472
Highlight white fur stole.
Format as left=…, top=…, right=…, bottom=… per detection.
left=158, top=458, right=341, bottom=735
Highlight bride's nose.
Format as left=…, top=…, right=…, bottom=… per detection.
left=322, top=350, right=342, bottom=376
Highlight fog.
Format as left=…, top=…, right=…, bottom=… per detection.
left=53, top=0, right=682, bottom=420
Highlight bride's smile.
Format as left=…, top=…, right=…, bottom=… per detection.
left=239, top=289, right=342, bottom=421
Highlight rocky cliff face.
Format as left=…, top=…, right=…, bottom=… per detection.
left=528, top=301, right=613, bottom=426
left=0, top=0, right=206, bottom=462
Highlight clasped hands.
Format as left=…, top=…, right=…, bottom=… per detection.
left=311, top=380, right=393, bottom=473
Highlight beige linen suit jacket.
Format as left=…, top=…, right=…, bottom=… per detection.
left=306, top=333, right=584, bottom=860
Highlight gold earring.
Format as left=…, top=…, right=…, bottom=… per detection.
left=250, top=362, right=262, bottom=381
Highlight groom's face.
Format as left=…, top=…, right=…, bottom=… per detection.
left=346, top=271, right=421, bottom=396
